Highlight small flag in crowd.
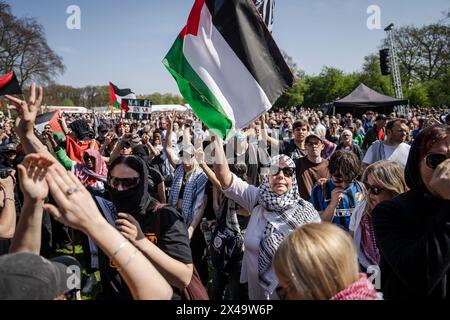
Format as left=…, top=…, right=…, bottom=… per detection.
left=109, top=82, right=136, bottom=113
left=35, top=111, right=64, bottom=134
left=0, top=71, right=23, bottom=96
left=163, top=0, right=293, bottom=139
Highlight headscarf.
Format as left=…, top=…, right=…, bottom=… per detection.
left=108, top=156, right=151, bottom=217
left=74, top=149, right=107, bottom=184
left=257, top=155, right=320, bottom=294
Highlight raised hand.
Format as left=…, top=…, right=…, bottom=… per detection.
left=43, top=165, right=104, bottom=232
left=194, top=147, right=205, bottom=165
left=5, top=83, right=43, bottom=137
left=17, top=153, right=54, bottom=202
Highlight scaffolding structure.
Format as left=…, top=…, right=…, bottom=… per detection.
left=385, top=23, right=407, bottom=115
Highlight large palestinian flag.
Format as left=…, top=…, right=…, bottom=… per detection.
left=0, top=71, right=22, bottom=96
left=109, top=82, right=136, bottom=112
left=163, top=0, right=293, bottom=139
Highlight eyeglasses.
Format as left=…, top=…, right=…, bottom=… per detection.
left=269, top=166, right=295, bottom=178
left=108, top=176, right=140, bottom=189
left=364, top=182, right=384, bottom=195
left=425, top=153, right=449, bottom=170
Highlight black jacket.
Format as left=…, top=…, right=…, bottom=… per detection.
left=373, top=191, right=450, bottom=300
left=372, top=126, right=450, bottom=300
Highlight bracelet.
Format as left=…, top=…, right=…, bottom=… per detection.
left=112, top=240, right=128, bottom=257
left=116, top=250, right=139, bottom=272
left=4, top=197, right=14, bottom=202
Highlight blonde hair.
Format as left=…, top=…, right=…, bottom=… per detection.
left=362, top=160, right=409, bottom=212
left=273, top=223, right=359, bottom=300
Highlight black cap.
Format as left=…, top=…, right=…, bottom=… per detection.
left=98, top=124, right=109, bottom=133
left=376, top=114, right=387, bottom=121
left=0, top=253, right=81, bottom=300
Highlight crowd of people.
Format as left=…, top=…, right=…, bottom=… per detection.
left=0, top=84, right=449, bottom=300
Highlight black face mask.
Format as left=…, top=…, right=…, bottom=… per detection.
left=108, top=157, right=151, bottom=217
left=109, top=185, right=147, bottom=217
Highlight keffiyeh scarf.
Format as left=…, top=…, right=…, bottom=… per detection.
left=257, top=155, right=320, bottom=294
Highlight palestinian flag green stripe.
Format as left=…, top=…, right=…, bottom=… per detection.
left=163, top=35, right=232, bottom=139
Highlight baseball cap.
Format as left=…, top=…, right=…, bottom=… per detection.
left=376, top=114, right=387, bottom=121
left=0, top=253, right=81, bottom=300
left=305, top=133, right=324, bottom=144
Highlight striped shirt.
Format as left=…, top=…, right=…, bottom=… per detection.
left=310, top=179, right=364, bottom=231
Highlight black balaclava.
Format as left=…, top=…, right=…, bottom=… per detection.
left=108, top=156, right=150, bottom=217
left=69, top=119, right=91, bottom=141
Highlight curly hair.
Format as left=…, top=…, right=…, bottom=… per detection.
left=328, top=150, right=361, bottom=183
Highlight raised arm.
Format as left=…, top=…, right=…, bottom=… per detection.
left=0, top=175, right=16, bottom=239
left=43, top=164, right=173, bottom=300
left=194, top=147, right=222, bottom=191
left=9, top=154, right=53, bottom=254
left=163, top=115, right=179, bottom=168
left=211, top=136, right=233, bottom=189
left=5, top=84, right=53, bottom=156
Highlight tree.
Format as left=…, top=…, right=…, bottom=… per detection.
left=303, top=67, right=358, bottom=106
left=406, top=84, right=430, bottom=107
left=0, top=1, right=65, bottom=85
left=61, top=98, right=75, bottom=106
left=383, top=24, right=450, bottom=86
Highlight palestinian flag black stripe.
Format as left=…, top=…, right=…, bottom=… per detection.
left=204, top=0, right=292, bottom=104
left=109, top=82, right=134, bottom=97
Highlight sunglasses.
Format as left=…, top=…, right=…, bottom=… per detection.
left=108, top=176, right=140, bottom=189
left=364, top=182, right=384, bottom=196
left=425, top=153, right=449, bottom=170
left=269, top=166, right=295, bottom=178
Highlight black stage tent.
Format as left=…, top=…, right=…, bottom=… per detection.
left=329, top=84, right=408, bottom=117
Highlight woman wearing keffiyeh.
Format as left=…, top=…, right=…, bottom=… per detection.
left=212, top=137, right=321, bottom=300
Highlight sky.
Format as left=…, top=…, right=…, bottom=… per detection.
left=7, top=0, right=450, bottom=95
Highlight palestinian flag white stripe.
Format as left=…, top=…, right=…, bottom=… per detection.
left=184, top=3, right=271, bottom=131
left=163, top=0, right=293, bottom=139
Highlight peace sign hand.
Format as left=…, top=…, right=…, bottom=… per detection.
left=5, top=82, right=43, bottom=137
